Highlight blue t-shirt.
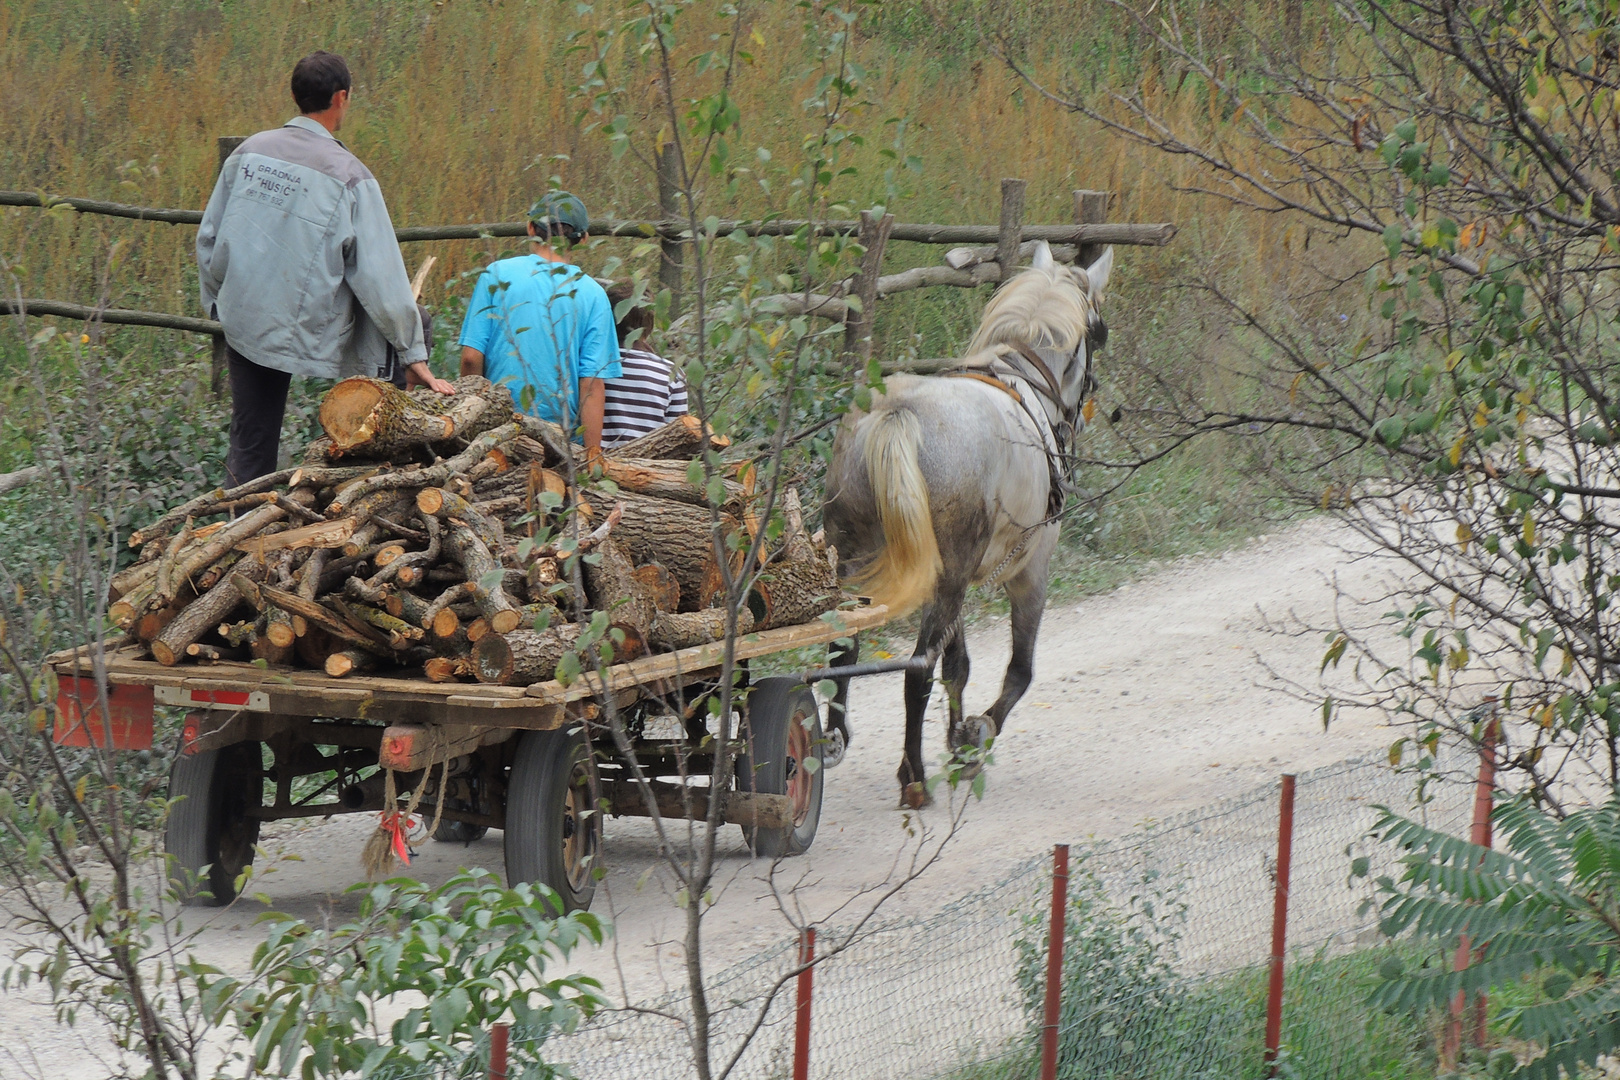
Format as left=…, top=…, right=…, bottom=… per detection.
left=456, top=255, right=621, bottom=428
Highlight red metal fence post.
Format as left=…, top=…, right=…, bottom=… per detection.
left=1264, top=774, right=1297, bottom=1075
left=793, top=925, right=815, bottom=1080
left=1446, top=716, right=1500, bottom=1065
left=1040, top=843, right=1070, bottom=1080
left=489, top=1022, right=509, bottom=1080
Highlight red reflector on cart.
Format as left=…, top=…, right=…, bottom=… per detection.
left=154, top=686, right=270, bottom=712
left=53, top=678, right=155, bottom=750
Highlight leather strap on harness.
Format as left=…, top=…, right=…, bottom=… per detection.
left=945, top=370, right=1023, bottom=403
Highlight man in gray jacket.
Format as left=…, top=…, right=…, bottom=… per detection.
left=197, top=51, right=453, bottom=484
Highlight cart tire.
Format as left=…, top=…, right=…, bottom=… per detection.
left=735, top=678, right=824, bottom=858
left=164, top=742, right=263, bottom=906
left=505, top=726, right=600, bottom=913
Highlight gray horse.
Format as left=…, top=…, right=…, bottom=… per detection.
left=823, top=242, right=1113, bottom=807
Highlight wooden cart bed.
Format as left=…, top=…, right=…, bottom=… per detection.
left=50, top=604, right=890, bottom=729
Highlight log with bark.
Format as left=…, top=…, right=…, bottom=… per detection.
left=318, top=375, right=512, bottom=457
left=107, top=376, right=850, bottom=681
left=610, top=414, right=729, bottom=460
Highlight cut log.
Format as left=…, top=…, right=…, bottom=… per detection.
left=219, top=616, right=265, bottom=648
left=151, top=560, right=268, bottom=666
left=319, top=375, right=512, bottom=457
left=134, top=592, right=191, bottom=644
left=610, top=414, right=729, bottom=460
left=341, top=492, right=417, bottom=555
left=325, top=421, right=521, bottom=515
left=473, top=624, right=588, bottom=685
left=466, top=617, right=491, bottom=644
left=185, top=643, right=244, bottom=663
left=440, top=517, right=523, bottom=634
left=287, top=464, right=381, bottom=489
left=110, top=579, right=157, bottom=630
left=417, top=488, right=507, bottom=549
left=157, top=493, right=311, bottom=604
left=127, top=468, right=296, bottom=548
left=293, top=626, right=337, bottom=668
left=194, top=550, right=246, bottom=594
left=597, top=492, right=736, bottom=613
left=649, top=605, right=754, bottom=651
left=238, top=578, right=394, bottom=657
left=424, top=655, right=477, bottom=682
left=420, top=583, right=476, bottom=635
left=631, top=563, right=681, bottom=612
left=583, top=538, right=656, bottom=635
left=596, top=457, right=745, bottom=509
left=236, top=516, right=354, bottom=558
left=373, top=543, right=407, bottom=567
left=325, top=649, right=378, bottom=678
left=753, top=555, right=841, bottom=630
left=370, top=515, right=440, bottom=586
left=334, top=599, right=424, bottom=648
left=252, top=634, right=295, bottom=665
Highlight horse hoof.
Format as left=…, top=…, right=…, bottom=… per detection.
left=822, top=726, right=849, bottom=769
left=899, top=782, right=931, bottom=810
left=949, top=715, right=996, bottom=754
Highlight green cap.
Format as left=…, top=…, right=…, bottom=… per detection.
left=527, top=191, right=589, bottom=237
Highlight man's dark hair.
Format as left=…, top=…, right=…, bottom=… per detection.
left=605, top=284, right=655, bottom=349
left=291, top=52, right=351, bottom=114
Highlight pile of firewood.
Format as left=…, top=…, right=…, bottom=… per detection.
left=106, top=376, right=842, bottom=686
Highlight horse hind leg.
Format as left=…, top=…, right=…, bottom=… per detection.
left=983, top=558, right=1050, bottom=734
left=940, top=616, right=981, bottom=753
left=898, top=589, right=967, bottom=809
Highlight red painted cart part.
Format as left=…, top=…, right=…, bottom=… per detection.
left=154, top=685, right=270, bottom=712
left=53, top=677, right=155, bottom=750
left=1040, top=843, right=1069, bottom=1080
left=794, top=925, right=815, bottom=1080
left=1264, top=775, right=1297, bottom=1074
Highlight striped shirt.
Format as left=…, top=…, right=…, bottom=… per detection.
left=601, top=347, right=688, bottom=446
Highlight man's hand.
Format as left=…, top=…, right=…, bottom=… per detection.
left=406, top=361, right=456, bottom=395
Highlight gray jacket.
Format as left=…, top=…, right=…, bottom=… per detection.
left=196, top=116, right=426, bottom=379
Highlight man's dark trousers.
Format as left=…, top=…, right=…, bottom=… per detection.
left=225, top=347, right=291, bottom=486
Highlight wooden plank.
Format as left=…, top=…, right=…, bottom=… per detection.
left=236, top=517, right=354, bottom=557
left=524, top=604, right=888, bottom=704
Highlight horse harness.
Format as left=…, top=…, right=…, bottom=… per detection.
left=942, top=331, right=1100, bottom=524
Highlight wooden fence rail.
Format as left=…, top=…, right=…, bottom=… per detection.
left=0, top=188, right=1173, bottom=248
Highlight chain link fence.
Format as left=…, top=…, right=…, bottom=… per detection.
left=374, top=745, right=1476, bottom=1079
left=520, top=744, right=1477, bottom=1080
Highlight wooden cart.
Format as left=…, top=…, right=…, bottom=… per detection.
left=50, top=605, right=891, bottom=912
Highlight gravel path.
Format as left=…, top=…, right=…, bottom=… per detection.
left=0, top=517, right=1403, bottom=1075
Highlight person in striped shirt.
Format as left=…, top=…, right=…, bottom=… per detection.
left=601, top=283, right=688, bottom=446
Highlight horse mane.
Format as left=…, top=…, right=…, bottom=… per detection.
left=965, top=264, right=1090, bottom=356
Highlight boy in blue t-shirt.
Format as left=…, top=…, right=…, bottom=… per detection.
left=457, top=191, right=621, bottom=458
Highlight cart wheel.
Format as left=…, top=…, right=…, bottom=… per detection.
left=505, top=726, right=600, bottom=913
left=164, top=741, right=263, bottom=906
left=735, top=677, right=824, bottom=858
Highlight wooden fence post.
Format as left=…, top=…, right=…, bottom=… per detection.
left=1073, top=189, right=1110, bottom=269
left=1039, top=843, right=1069, bottom=1080
left=656, top=142, right=683, bottom=315
left=210, top=136, right=245, bottom=400
left=1264, top=774, right=1297, bottom=1076
left=793, top=925, right=816, bottom=1080
left=995, top=178, right=1027, bottom=281
left=844, top=210, right=895, bottom=372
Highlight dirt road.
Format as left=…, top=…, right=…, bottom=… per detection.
left=0, top=517, right=1403, bottom=1075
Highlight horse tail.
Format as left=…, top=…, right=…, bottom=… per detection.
left=849, top=407, right=942, bottom=617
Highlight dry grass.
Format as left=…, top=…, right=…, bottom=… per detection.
left=0, top=0, right=1277, bottom=321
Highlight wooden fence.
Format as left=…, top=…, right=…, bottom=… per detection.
left=2, top=140, right=1175, bottom=384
